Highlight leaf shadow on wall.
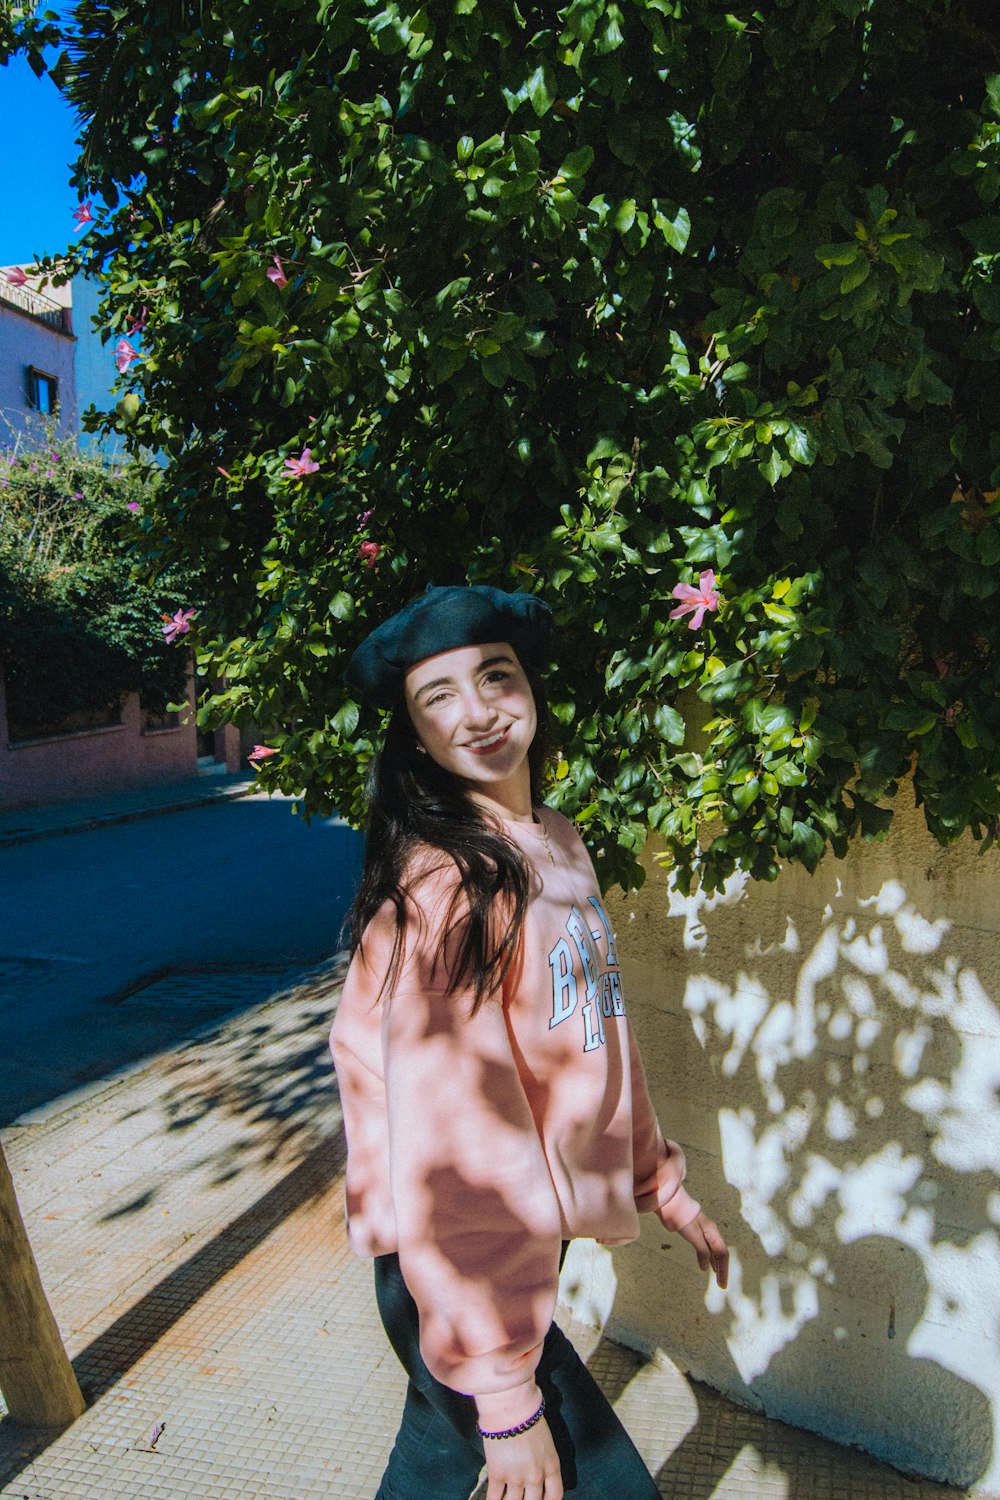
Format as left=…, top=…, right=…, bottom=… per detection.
left=620, top=861, right=1000, bottom=1492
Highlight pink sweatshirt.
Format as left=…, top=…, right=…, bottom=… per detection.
left=329, top=807, right=700, bottom=1431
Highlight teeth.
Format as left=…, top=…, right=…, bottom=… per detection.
left=469, top=731, right=505, bottom=748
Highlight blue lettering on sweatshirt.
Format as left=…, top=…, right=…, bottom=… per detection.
left=548, top=896, right=623, bottom=1051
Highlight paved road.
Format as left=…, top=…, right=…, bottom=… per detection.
left=0, top=793, right=363, bottom=1125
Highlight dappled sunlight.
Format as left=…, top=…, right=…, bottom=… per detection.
left=705, top=1246, right=818, bottom=1383
left=560, top=1237, right=620, bottom=1333
left=142, top=958, right=346, bottom=1196
left=662, top=862, right=1000, bottom=1489
left=2, top=960, right=349, bottom=1348
left=0, top=960, right=353, bottom=1490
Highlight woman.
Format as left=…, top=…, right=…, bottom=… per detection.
left=331, top=584, right=728, bottom=1500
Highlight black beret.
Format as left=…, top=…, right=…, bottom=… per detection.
left=346, top=585, right=554, bottom=708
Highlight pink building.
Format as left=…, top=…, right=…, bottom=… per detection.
left=0, top=669, right=202, bottom=810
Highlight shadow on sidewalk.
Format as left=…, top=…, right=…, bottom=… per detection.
left=0, top=962, right=350, bottom=1488
left=0, top=1131, right=345, bottom=1489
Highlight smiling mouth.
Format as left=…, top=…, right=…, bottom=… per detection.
left=465, top=729, right=509, bottom=753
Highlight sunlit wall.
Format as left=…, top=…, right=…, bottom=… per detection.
left=561, top=790, right=1000, bottom=1491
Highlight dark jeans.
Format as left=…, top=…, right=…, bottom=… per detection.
left=373, top=1251, right=659, bottom=1500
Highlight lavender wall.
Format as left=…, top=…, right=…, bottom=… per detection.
left=0, top=278, right=76, bottom=444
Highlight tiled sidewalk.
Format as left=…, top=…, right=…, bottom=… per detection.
left=0, top=965, right=970, bottom=1500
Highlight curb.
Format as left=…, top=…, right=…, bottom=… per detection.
left=0, top=780, right=257, bottom=850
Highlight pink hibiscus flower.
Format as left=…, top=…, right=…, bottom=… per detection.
left=115, top=338, right=141, bottom=373
left=669, top=569, right=720, bottom=631
left=266, top=256, right=288, bottom=289
left=5, top=266, right=28, bottom=287
left=73, top=201, right=94, bottom=232
left=248, top=744, right=279, bottom=762
left=161, top=607, right=196, bottom=643
left=283, top=447, right=319, bottom=478
left=359, top=541, right=382, bottom=568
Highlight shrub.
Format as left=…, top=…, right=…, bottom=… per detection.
left=0, top=429, right=192, bottom=737
left=43, top=0, right=1000, bottom=890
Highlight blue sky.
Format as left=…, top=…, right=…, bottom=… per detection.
left=0, top=14, right=83, bottom=267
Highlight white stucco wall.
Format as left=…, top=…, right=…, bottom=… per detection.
left=559, top=792, right=1000, bottom=1492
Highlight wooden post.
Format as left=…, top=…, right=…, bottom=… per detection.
left=0, top=1142, right=85, bottom=1426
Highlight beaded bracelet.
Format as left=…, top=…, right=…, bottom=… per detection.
left=476, top=1397, right=546, bottom=1441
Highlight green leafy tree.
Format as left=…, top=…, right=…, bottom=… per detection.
left=44, top=0, right=1000, bottom=890
left=0, top=431, right=192, bottom=736
left=0, top=3, right=59, bottom=73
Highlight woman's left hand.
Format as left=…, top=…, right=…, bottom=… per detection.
left=677, top=1211, right=729, bottom=1289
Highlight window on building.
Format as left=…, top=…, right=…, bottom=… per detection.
left=26, top=367, right=59, bottom=414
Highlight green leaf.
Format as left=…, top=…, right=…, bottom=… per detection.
left=840, top=257, right=871, bottom=294
left=790, top=820, right=825, bottom=871
left=613, top=199, right=637, bottom=234
left=328, top=592, right=355, bottom=621
left=558, top=146, right=594, bottom=180
left=653, top=203, right=691, bottom=253
left=653, top=703, right=686, bottom=745
left=883, top=706, right=939, bottom=736
left=512, top=135, right=541, bottom=174
left=762, top=447, right=785, bottom=487
left=816, top=242, right=860, bottom=267
left=731, top=776, right=759, bottom=811
left=433, top=276, right=471, bottom=310
left=526, top=63, right=557, bottom=117
left=561, top=0, right=606, bottom=43
left=607, top=653, right=642, bottom=690
left=332, top=699, right=360, bottom=737
left=786, top=425, right=816, bottom=464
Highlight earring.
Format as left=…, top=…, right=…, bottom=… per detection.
left=416, top=743, right=427, bottom=755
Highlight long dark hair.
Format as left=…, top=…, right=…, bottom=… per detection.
left=347, top=674, right=550, bottom=1010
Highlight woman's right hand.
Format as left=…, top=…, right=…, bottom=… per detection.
left=483, top=1415, right=563, bottom=1500
left=676, top=1210, right=729, bottom=1289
